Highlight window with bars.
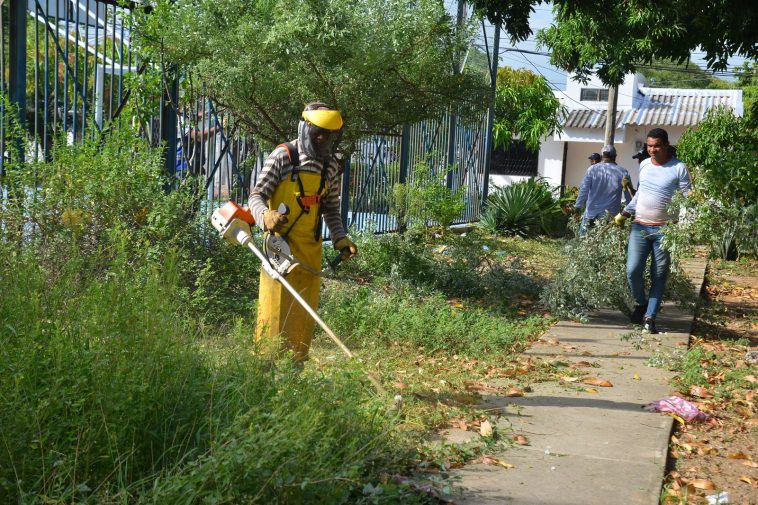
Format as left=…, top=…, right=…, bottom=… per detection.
left=490, top=140, right=538, bottom=176
left=580, top=88, right=609, bottom=101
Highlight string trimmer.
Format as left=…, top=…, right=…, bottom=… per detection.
left=210, top=201, right=385, bottom=395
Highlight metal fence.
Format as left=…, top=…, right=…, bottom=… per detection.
left=1, top=0, right=492, bottom=236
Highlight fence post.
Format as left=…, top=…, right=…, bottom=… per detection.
left=340, top=156, right=351, bottom=228
left=8, top=0, right=27, bottom=168
left=399, top=124, right=410, bottom=183
left=481, top=21, right=500, bottom=206
left=160, top=72, right=179, bottom=191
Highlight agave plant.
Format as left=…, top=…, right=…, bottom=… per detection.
left=479, top=178, right=564, bottom=237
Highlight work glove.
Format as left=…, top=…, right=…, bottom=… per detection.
left=334, top=237, right=358, bottom=260
left=621, top=175, right=631, bottom=189
left=263, top=209, right=288, bottom=233
left=614, top=211, right=630, bottom=226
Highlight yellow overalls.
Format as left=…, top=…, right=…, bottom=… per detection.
left=255, top=168, right=327, bottom=362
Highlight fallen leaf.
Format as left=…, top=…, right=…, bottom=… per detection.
left=479, top=455, right=514, bottom=469
left=689, top=479, right=716, bottom=490
left=745, top=375, right=757, bottom=383
left=505, top=387, right=524, bottom=397
left=464, top=380, right=502, bottom=394
left=666, top=413, right=686, bottom=426
left=393, top=382, right=408, bottom=390
left=584, top=388, right=599, bottom=393
left=742, top=460, right=758, bottom=468
left=689, top=385, right=711, bottom=398
left=541, top=338, right=560, bottom=345
left=727, top=453, right=751, bottom=460
left=571, top=361, right=595, bottom=368
left=582, top=378, right=613, bottom=387
left=739, top=476, right=753, bottom=485
left=480, top=420, right=493, bottom=437
left=513, top=434, right=529, bottom=445
left=633, top=373, right=641, bottom=381
left=561, top=376, right=580, bottom=383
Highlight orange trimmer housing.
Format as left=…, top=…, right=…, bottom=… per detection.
left=216, top=201, right=255, bottom=226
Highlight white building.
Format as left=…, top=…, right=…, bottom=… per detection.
left=490, top=72, right=743, bottom=190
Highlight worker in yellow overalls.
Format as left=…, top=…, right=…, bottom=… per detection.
left=248, top=102, right=356, bottom=362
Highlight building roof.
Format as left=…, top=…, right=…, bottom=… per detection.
left=563, top=87, right=743, bottom=129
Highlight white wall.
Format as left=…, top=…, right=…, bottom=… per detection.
left=562, top=124, right=692, bottom=189
left=561, top=73, right=645, bottom=109
left=538, top=136, right=565, bottom=188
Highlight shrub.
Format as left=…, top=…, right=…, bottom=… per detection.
left=389, top=161, right=466, bottom=232
left=540, top=221, right=696, bottom=319
left=478, top=178, right=564, bottom=238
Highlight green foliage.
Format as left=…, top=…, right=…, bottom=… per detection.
left=638, top=58, right=734, bottom=89
left=136, top=0, right=489, bottom=145
left=0, top=245, right=418, bottom=503
left=533, top=2, right=758, bottom=85
left=677, top=106, right=758, bottom=206
left=0, top=120, right=429, bottom=503
left=736, top=60, right=758, bottom=127
left=340, top=229, right=546, bottom=312
left=390, top=162, right=466, bottom=232
left=321, top=283, right=548, bottom=357
left=663, top=195, right=757, bottom=260
left=0, top=118, right=263, bottom=322
left=670, top=106, right=758, bottom=259
left=492, top=67, right=566, bottom=152
left=478, top=178, right=565, bottom=238
left=541, top=221, right=696, bottom=319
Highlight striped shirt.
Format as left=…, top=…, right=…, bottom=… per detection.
left=248, top=140, right=346, bottom=241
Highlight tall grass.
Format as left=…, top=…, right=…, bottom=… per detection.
left=0, top=233, right=422, bottom=504
left=0, top=125, right=425, bottom=503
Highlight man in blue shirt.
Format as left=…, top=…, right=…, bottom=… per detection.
left=615, top=128, right=691, bottom=334
left=575, top=145, right=632, bottom=236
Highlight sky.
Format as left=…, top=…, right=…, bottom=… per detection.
left=453, top=2, right=747, bottom=92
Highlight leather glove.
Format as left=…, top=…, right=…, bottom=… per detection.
left=334, top=237, right=357, bottom=260
left=263, top=209, right=288, bottom=233
left=621, top=175, right=630, bottom=189
left=614, top=211, right=630, bottom=226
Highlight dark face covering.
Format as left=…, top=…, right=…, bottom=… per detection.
left=298, top=120, right=343, bottom=158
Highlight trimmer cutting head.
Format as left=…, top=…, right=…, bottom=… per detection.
left=263, top=233, right=300, bottom=276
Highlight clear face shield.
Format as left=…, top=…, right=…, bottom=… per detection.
left=298, top=109, right=344, bottom=158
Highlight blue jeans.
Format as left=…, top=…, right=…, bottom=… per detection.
left=626, top=223, right=670, bottom=319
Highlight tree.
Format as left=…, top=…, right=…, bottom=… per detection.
left=469, top=1, right=758, bottom=86
left=677, top=106, right=757, bottom=206
left=735, top=60, right=758, bottom=126
left=638, top=59, right=734, bottom=89
left=669, top=107, right=757, bottom=259
left=134, top=0, right=489, bottom=145
left=492, top=66, right=565, bottom=151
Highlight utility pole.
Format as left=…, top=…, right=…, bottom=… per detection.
left=446, top=0, right=466, bottom=189
left=604, top=85, right=618, bottom=146
left=481, top=21, right=500, bottom=205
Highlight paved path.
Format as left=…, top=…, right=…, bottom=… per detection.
left=449, top=258, right=707, bottom=505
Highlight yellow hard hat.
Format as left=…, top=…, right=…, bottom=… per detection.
left=302, top=109, right=343, bottom=131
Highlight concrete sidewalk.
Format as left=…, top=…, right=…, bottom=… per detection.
left=450, top=258, right=707, bottom=505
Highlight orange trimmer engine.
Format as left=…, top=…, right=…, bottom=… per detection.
left=210, top=201, right=256, bottom=246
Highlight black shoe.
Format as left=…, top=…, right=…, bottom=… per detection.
left=642, top=317, right=658, bottom=334
left=630, top=304, right=646, bottom=324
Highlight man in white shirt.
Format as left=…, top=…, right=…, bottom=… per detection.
left=615, top=128, right=691, bottom=333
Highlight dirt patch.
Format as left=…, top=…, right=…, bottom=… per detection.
left=662, top=259, right=758, bottom=505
